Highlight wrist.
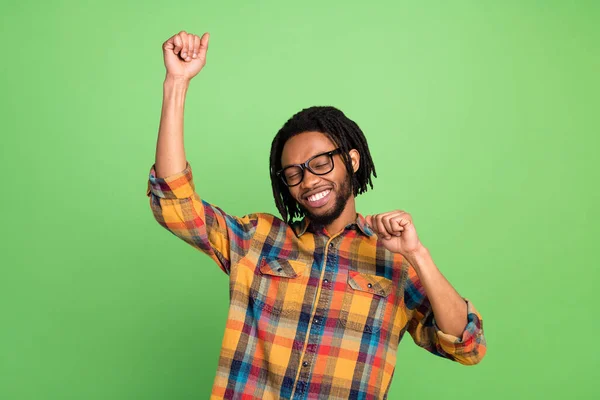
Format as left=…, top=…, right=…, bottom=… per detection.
left=164, top=74, right=191, bottom=86
left=404, top=244, right=429, bottom=267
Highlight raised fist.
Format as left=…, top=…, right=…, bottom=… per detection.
left=162, top=31, right=210, bottom=81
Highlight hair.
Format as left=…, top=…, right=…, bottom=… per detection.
left=269, top=106, right=377, bottom=225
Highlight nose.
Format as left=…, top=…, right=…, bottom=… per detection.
left=300, top=167, right=321, bottom=189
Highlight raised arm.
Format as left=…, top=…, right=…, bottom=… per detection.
left=147, top=31, right=259, bottom=275
left=155, top=30, right=209, bottom=178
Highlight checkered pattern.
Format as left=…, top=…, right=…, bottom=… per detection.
left=146, top=162, right=486, bottom=399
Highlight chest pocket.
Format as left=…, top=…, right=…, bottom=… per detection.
left=259, top=258, right=304, bottom=278
left=251, top=258, right=307, bottom=318
left=339, top=271, right=393, bottom=334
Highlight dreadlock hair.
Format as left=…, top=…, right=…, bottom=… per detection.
left=269, top=106, right=377, bottom=225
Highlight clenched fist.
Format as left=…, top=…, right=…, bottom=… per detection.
left=365, top=211, right=423, bottom=257
left=162, top=31, right=210, bottom=81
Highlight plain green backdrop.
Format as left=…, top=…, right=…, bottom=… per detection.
left=1, top=0, right=598, bottom=399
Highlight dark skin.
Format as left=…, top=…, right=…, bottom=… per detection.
left=280, top=130, right=468, bottom=337
left=281, top=131, right=360, bottom=235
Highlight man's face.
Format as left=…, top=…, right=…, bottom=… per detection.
left=280, top=131, right=359, bottom=226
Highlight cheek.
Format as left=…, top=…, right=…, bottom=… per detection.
left=331, top=169, right=348, bottom=186
left=288, top=187, right=301, bottom=201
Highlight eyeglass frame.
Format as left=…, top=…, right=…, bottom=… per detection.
left=276, top=148, right=343, bottom=187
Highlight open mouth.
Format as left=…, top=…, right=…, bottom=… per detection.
left=305, top=189, right=332, bottom=208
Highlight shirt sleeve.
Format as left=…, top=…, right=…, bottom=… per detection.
left=404, top=262, right=487, bottom=365
left=146, top=161, right=258, bottom=275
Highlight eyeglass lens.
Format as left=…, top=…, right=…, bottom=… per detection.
left=283, top=153, right=334, bottom=186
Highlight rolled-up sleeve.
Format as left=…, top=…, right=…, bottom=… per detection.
left=146, top=162, right=197, bottom=199
left=405, top=265, right=487, bottom=365
left=432, top=299, right=486, bottom=365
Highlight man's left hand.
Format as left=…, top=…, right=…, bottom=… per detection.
left=365, top=211, right=423, bottom=256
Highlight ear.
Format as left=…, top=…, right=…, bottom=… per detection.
left=349, top=149, right=360, bottom=173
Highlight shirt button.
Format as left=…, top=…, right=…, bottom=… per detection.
left=302, top=361, right=309, bottom=367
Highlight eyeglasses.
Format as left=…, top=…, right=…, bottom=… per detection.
left=276, top=148, right=342, bottom=187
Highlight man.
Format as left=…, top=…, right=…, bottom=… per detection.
left=147, top=30, right=486, bottom=400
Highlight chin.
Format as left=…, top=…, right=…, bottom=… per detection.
left=310, top=203, right=335, bottom=215
left=305, top=202, right=344, bottom=226
left=298, top=176, right=352, bottom=225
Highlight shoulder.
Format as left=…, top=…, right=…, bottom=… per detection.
left=242, top=212, right=301, bottom=235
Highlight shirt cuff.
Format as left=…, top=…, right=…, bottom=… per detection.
left=146, top=162, right=195, bottom=199
left=434, top=298, right=484, bottom=349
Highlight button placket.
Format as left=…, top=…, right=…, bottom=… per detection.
left=295, top=236, right=336, bottom=394
left=295, top=380, right=307, bottom=397
left=322, top=239, right=336, bottom=290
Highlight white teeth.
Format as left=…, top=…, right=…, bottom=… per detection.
left=308, top=190, right=331, bottom=202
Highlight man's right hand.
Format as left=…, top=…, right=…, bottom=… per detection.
left=162, top=31, right=210, bottom=81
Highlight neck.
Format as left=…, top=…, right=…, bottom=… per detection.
left=324, top=197, right=357, bottom=236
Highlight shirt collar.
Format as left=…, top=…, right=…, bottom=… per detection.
left=292, top=213, right=374, bottom=238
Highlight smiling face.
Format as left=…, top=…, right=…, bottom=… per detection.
left=280, top=131, right=360, bottom=230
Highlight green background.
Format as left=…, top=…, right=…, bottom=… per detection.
left=1, top=0, right=598, bottom=399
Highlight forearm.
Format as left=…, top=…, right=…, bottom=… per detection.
left=405, top=246, right=468, bottom=337
left=154, top=74, right=190, bottom=178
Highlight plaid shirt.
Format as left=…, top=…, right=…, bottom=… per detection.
left=146, top=162, right=486, bottom=400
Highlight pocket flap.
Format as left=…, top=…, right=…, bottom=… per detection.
left=348, top=271, right=393, bottom=297
left=259, top=258, right=305, bottom=278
